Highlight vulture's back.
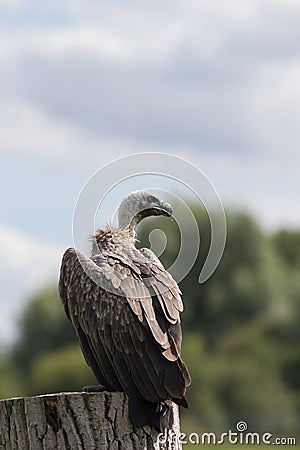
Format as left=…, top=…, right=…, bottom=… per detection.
left=59, top=226, right=191, bottom=430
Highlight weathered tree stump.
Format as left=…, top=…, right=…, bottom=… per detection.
left=0, top=392, right=181, bottom=450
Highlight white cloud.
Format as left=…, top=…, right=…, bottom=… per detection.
left=0, top=27, right=134, bottom=63
left=0, top=0, right=299, bottom=231
left=0, top=1, right=299, bottom=160
left=0, top=99, right=80, bottom=160
left=0, top=96, right=174, bottom=166
left=0, top=224, right=64, bottom=344
left=0, top=0, right=23, bottom=9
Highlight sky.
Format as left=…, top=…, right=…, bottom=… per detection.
left=0, top=0, right=300, bottom=345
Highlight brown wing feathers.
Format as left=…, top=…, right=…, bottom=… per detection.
left=59, top=239, right=190, bottom=408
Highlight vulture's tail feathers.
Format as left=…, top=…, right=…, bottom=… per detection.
left=172, top=395, right=189, bottom=408
left=128, top=398, right=174, bottom=431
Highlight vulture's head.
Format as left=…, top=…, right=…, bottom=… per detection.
left=118, top=190, right=172, bottom=230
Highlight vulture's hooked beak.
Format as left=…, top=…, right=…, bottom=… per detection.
left=159, top=200, right=173, bottom=217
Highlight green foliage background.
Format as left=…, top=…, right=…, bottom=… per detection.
left=1, top=205, right=299, bottom=437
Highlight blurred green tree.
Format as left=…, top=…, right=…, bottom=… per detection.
left=12, top=287, right=76, bottom=377
left=273, top=230, right=300, bottom=268
left=11, top=287, right=77, bottom=394
left=0, top=351, right=24, bottom=399
left=137, top=207, right=300, bottom=434
left=5, top=206, right=299, bottom=435
left=28, top=345, right=97, bottom=395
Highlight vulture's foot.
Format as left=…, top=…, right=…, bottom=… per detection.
left=155, top=402, right=169, bottom=416
left=128, top=398, right=174, bottom=431
left=82, top=384, right=117, bottom=393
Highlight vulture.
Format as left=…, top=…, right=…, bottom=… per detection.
left=59, top=190, right=191, bottom=430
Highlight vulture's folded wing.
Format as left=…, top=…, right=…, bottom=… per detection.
left=59, top=246, right=191, bottom=403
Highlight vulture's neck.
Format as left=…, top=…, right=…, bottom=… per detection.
left=91, top=225, right=135, bottom=255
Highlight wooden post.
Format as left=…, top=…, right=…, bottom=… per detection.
left=0, top=392, right=182, bottom=450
